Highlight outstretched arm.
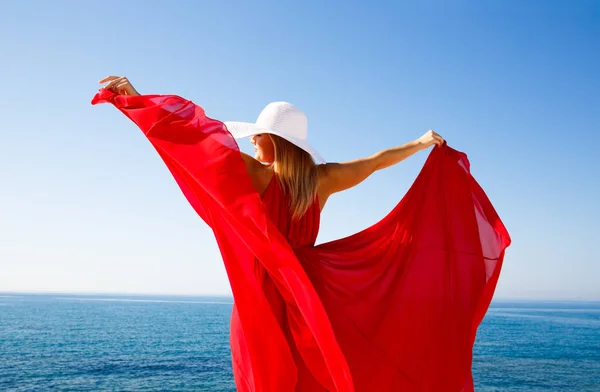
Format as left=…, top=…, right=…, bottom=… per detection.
left=320, top=130, right=444, bottom=195
left=99, top=75, right=264, bottom=183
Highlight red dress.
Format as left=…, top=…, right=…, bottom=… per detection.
left=92, top=90, right=511, bottom=392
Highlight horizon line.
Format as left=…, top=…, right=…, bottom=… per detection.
left=1, top=290, right=599, bottom=302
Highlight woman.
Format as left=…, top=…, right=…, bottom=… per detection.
left=98, top=77, right=444, bottom=208
left=93, top=76, right=510, bottom=392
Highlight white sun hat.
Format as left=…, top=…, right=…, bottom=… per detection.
left=224, top=101, right=325, bottom=164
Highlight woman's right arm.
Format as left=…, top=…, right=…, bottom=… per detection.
left=320, top=130, right=444, bottom=196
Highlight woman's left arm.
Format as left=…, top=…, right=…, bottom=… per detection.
left=320, top=130, right=444, bottom=195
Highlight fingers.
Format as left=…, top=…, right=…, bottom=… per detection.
left=429, top=130, right=444, bottom=147
left=434, top=132, right=444, bottom=146
left=99, top=77, right=119, bottom=90
left=99, top=76, right=130, bottom=94
left=98, top=76, right=119, bottom=84
left=113, top=79, right=130, bottom=90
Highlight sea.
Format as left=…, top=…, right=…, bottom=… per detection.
left=1, top=294, right=598, bottom=391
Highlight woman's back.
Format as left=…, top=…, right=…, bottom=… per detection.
left=261, top=173, right=321, bottom=249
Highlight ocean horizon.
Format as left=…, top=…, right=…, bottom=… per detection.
left=1, top=293, right=599, bottom=391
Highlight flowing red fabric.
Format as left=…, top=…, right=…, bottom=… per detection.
left=92, top=89, right=511, bottom=392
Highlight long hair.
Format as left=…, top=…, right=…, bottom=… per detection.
left=268, top=134, right=319, bottom=219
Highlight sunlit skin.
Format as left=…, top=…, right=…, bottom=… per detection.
left=250, top=134, right=275, bottom=164
left=99, top=76, right=444, bottom=211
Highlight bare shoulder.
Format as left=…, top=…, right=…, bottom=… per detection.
left=316, top=162, right=343, bottom=193
left=240, top=151, right=273, bottom=196
left=316, top=163, right=332, bottom=187
left=316, top=163, right=334, bottom=210
left=317, top=157, right=379, bottom=209
left=239, top=151, right=262, bottom=173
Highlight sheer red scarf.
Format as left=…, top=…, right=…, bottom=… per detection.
left=92, top=89, right=510, bottom=392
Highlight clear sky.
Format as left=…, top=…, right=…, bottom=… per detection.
left=0, top=1, right=598, bottom=300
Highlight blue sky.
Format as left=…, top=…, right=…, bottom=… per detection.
left=0, top=1, right=598, bottom=299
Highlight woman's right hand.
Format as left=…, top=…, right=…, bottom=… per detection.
left=99, top=76, right=140, bottom=96
left=416, top=130, right=444, bottom=149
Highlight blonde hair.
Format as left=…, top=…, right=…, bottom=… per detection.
left=268, top=134, right=319, bottom=219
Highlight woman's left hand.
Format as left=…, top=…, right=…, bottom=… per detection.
left=99, top=76, right=140, bottom=96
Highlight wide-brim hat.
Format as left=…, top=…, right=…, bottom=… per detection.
left=225, top=102, right=325, bottom=164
